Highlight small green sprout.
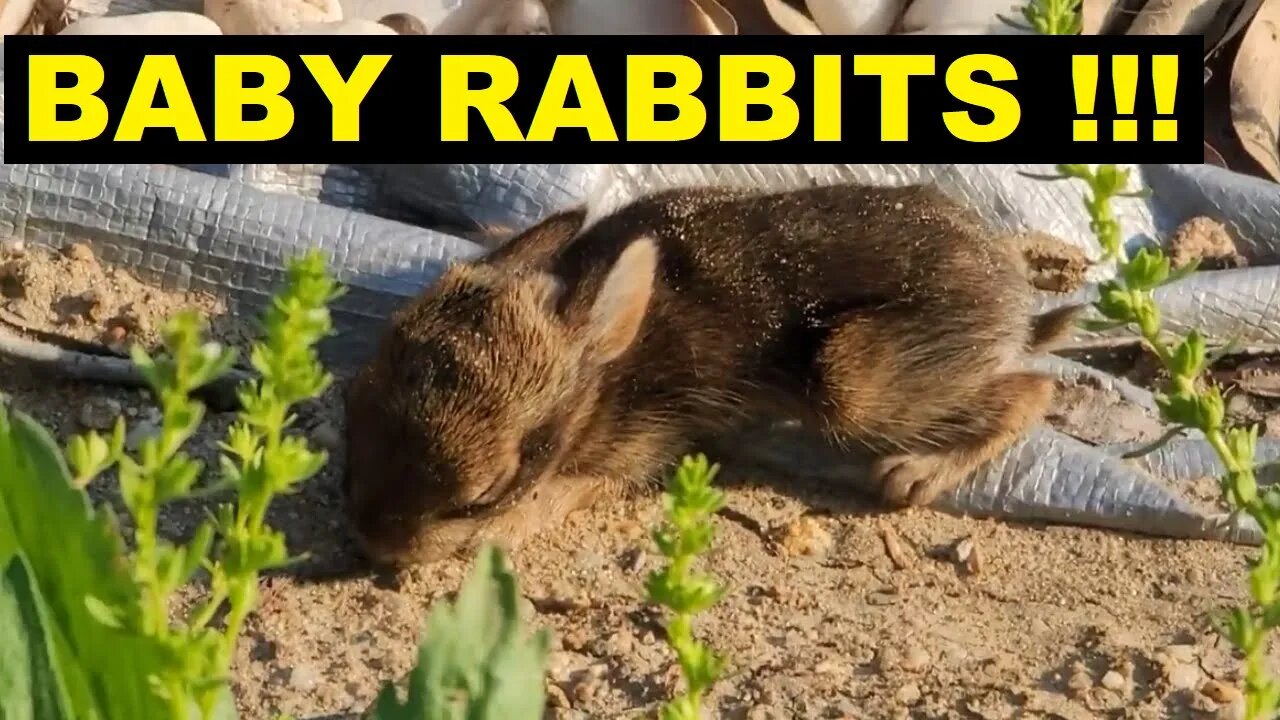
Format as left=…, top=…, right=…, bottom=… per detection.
left=646, top=454, right=728, bottom=720
left=1054, top=164, right=1273, bottom=719
left=1002, top=0, right=1083, bottom=35
left=48, top=249, right=344, bottom=718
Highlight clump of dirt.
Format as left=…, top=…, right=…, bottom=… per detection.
left=1168, top=216, right=1247, bottom=270
left=1014, top=231, right=1092, bottom=294
left=1044, top=377, right=1167, bottom=446
left=0, top=240, right=242, bottom=355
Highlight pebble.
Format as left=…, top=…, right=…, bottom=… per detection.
left=1100, top=669, right=1127, bottom=692
left=1066, top=665, right=1092, bottom=697
left=287, top=663, right=319, bottom=692
left=773, top=516, right=833, bottom=558
left=79, top=397, right=122, bottom=431
left=952, top=535, right=977, bottom=573
left=901, top=646, right=931, bottom=673
left=896, top=682, right=921, bottom=705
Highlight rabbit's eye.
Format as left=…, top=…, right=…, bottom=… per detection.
left=518, top=422, right=557, bottom=466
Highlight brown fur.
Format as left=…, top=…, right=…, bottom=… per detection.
left=344, top=183, right=1071, bottom=565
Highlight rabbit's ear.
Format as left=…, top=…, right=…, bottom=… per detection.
left=582, top=236, right=658, bottom=364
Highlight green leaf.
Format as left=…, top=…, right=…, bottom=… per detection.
left=0, top=553, right=75, bottom=720
left=0, top=401, right=174, bottom=720
left=370, top=544, right=549, bottom=720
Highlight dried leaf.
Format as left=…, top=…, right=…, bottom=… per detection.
left=690, top=0, right=739, bottom=33
left=1229, top=0, right=1280, bottom=181
left=1125, top=0, right=1232, bottom=34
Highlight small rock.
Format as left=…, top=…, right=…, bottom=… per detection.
left=901, top=646, right=930, bottom=673
left=78, top=290, right=104, bottom=321
left=287, top=663, right=319, bottom=692
left=102, top=324, right=129, bottom=350
left=79, top=397, right=122, bottom=431
left=896, top=682, right=921, bottom=705
left=1066, top=666, right=1092, bottom=697
left=1201, top=679, right=1241, bottom=704
left=952, top=536, right=983, bottom=574
left=772, top=516, right=833, bottom=558
left=1100, top=670, right=1127, bottom=692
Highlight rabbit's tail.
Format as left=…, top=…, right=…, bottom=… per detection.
left=1027, top=304, right=1085, bottom=353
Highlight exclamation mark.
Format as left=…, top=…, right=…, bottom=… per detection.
left=1072, top=55, right=1098, bottom=142
left=1112, top=55, right=1139, bottom=141
left=1152, top=55, right=1178, bottom=141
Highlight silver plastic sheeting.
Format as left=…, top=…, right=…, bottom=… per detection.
left=2, top=57, right=1279, bottom=546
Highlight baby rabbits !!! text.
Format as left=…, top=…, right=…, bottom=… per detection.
left=4, top=34, right=1202, bottom=164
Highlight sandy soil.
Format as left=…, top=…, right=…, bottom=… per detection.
left=4, top=239, right=1280, bottom=720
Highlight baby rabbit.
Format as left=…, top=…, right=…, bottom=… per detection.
left=344, top=183, right=1079, bottom=566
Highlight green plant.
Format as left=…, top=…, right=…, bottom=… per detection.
left=0, top=250, right=343, bottom=720
left=1004, top=0, right=1083, bottom=34
left=1048, top=163, right=1274, bottom=719
left=370, top=544, right=550, bottom=720
left=645, top=454, right=728, bottom=720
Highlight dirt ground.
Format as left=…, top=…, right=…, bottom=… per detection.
left=4, top=240, right=1280, bottom=720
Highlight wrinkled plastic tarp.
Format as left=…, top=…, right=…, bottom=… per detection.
left=1, top=54, right=1279, bottom=546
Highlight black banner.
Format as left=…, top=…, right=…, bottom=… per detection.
left=2, top=33, right=1203, bottom=164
